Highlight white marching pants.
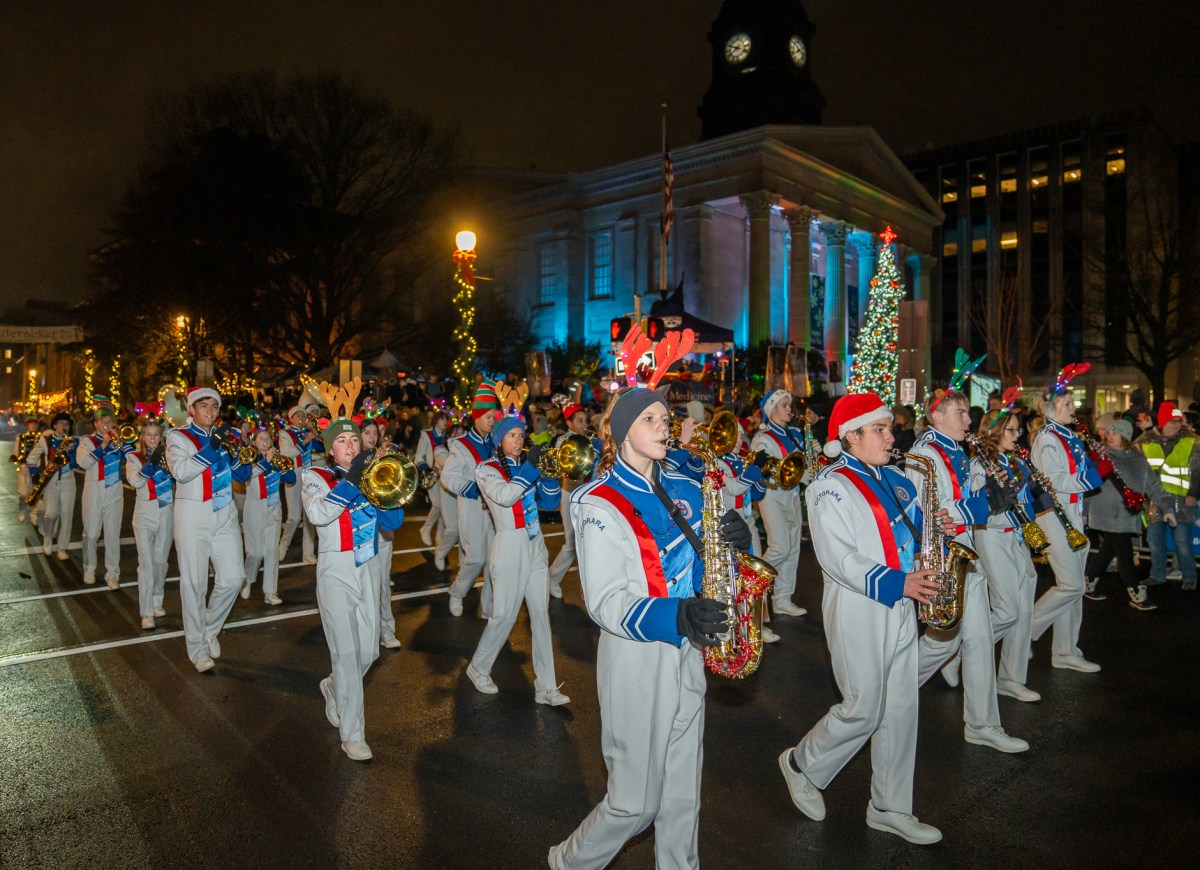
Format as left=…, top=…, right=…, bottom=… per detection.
left=174, top=500, right=245, bottom=665
left=374, top=531, right=396, bottom=640
left=758, top=489, right=803, bottom=605
left=243, top=499, right=282, bottom=598
left=39, top=475, right=76, bottom=554
left=471, top=531, right=557, bottom=691
left=316, top=550, right=380, bottom=745
left=434, top=488, right=459, bottom=561
left=81, top=481, right=123, bottom=577
left=279, top=481, right=315, bottom=561
left=449, top=496, right=494, bottom=615
left=1031, top=504, right=1090, bottom=658
left=420, top=485, right=442, bottom=537
left=795, top=583, right=919, bottom=815
left=916, top=570, right=1000, bottom=728
left=975, top=529, right=1037, bottom=685
left=551, top=637, right=705, bottom=870
left=132, top=504, right=172, bottom=619
left=548, top=491, right=576, bottom=591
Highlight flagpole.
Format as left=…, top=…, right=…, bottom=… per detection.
left=659, top=102, right=668, bottom=294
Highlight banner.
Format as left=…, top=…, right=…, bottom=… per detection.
left=0, top=324, right=83, bottom=344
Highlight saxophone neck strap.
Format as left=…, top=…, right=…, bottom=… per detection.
left=650, top=472, right=704, bottom=556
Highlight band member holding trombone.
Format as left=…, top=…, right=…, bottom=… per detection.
left=278, top=405, right=320, bottom=564
left=26, top=412, right=77, bottom=559
left=751, top=390, right=808, bottom=618
left=125, top=419, right=174, bottom=629
left=360, top=415, right=402, bottom=649
left=75, top=396, right=134, bottom=588
left=415, top=409, right=449, bottom=548
left=1030, top=364, right=1104, bottom=672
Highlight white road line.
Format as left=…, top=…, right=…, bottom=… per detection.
left=0, top=537, right=136, bottom=558
left=0, top=583, right=471, bottom=668
left=0, top=531, right=563, bottom=606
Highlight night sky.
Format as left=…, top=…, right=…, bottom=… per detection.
left=3, top=0, right=1197, bottom=307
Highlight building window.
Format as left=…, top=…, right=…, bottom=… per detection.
left=3, top=349, right=9, bottom=359
left=942, top=190, right=959, bottom=203
left=589, top=231, right=613, bottom=299
left=3, top=366, right=10, bottom=374
left=1000, top=231, right=1018, bottom=249
left=537, top=243, right=556, bottom=306
left=943, top=242, right=959, bottom=257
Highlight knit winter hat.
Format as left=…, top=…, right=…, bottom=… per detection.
left=471, top=383, right=501, bottom=421
left=322, top=418, right=361, bottom=453
left=1110, top=419, right=1134, bottom=441
left=824, top=392, right=893, bottom=458
left=492, top=415, right=527, bottom=446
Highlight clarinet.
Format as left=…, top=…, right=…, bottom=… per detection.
left=1077, top=425, right=1148, bottom=513
left=1020, top=447, right=1090, bottom=551
left=965, top=436, right=1050, bottom=555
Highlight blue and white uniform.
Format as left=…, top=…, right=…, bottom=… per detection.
left=126, top=450, right=174, bottom=621
left=550, top=457, right=706, bottom=870
left=278, top=425, right=319, bottom=561
left=750, top=419, right=808, bottom=612
left=1031, top=419, right=1103, bottom=659
left=167, top=419, right=247, bottom=667
left=441, top=427, right=495, bottom=614
left=547, top=432, right=603, bottom=596
left=302, top=464, right=404, bottom=747
left=75, top=432, right=134, bottom=583
left=469, top=454, right=562, bottom=690
left=27, top=432, right=78, bottom=556
left=794, top=453, right=923, bottom=816
left=905, top=428, right=1001, bottom=731
left=240, top=455, right=295, bottom=602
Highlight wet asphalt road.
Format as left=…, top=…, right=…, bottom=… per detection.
left=1, top=437, right=1198, bottom=869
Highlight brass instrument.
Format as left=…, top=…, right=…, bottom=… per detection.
left=25, top=437, right=75, bottom=508
left=1021, top=448, right=1089, bottom=551
left=536, top=433, right=596, bottom=482
left=237, top=444, right=259, bottom=465
left=117, top=424, right=138, bottom=444
left=9, top=431, right=39, bottom=464
left=678, top=410, right=777, bottom=678
left=897, top=450, right=978, bottom=630
left=749, top=449, right=806, bottom=490
left=964, top=435, right=1050, bottom=556
left=419, top=467, right=440, bottom=489
left=360, top=449, right=419, bottom=509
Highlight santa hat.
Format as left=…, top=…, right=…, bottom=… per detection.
left=186, top=386, right=222, bottom=409
left=1158, top=401, right=1183, bottom=429
left=471, top=383, right=501, bottom=421
left=823, top=392, right=893, bottom=458
left=286, top=405, right=307, bottom=421
left=561, top=403, right=584, bottom=423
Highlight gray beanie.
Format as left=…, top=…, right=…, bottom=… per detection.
left=608, top=388, right=669, bottom=445
left=1110, top=418, right=1133, bottom=441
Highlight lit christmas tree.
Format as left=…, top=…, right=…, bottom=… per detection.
left=848, top=226, right=905, bottom=404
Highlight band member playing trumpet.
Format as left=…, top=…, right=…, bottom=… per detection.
left=750, top=390, right=808, bottom=617
left=415, top=410, right=449, bottom=548
left=278, top=405, right=320, bottom=564
left=75, top=396, right=134, bottom=588
left=909, top=358, right=1028, bottom=754
left=547, top=402, right=602, bottom=599
left=302, top=416, right=405, bottom=762
left=464, top=414, right=566, bottom=703
left=1030, top=364, right=1104, bottom=672
left=125, top=420, right=174, bottom=629
left=26, top=413, right=77, bottom=559
left=238, top=425, right=295, bottom=607
left=360, top=415, right=401, bottom=649
left=167, top=387, right=247, bottom=673
left=781, top=392, right=949, bottom=845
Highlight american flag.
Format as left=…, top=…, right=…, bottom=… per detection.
left=661, top=144, right=674, bottom=241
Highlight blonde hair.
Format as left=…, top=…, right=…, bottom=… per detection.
left=595, top=396, right=619, bottom=477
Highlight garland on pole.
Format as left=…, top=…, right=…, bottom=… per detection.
left=848, top=226, right=905, bottom=404
left=451, top=247, right=478, bottom=410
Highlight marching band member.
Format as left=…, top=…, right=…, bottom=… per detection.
left=278, top=405, right=319, bottom=564
left=12, top=414, right=40, bottom=524
left=750, top=390, right=808, bottom=617
left=1030, top=364, right=1104, bottom=672
left=547, top=402, right=602, bottom=599
left=167, top=387, right=247, bottom=673
left=781, top=392, right=948, bottom=845
left=549, top=332, right=748, bottom=868
left=302, top=416, right=404, bottom=762
left=125, top=420, right=174, bottom=629
left=360, top=416, right=401, bottom=649
left=440, top=385, right=500, bottom=617
left=415, top=410, right=449, bottom=547
left=75, top=397, right=133, bottom=588
left=972, top=395, right=1041, bottom=701
left=26, top=413, right=77, bottom=559
left=908, top=359, right=1028, bottom=754
left=431, top=423, right=459, bottom=570
left=464, top=414, right=566, bottom=702
left=238, top=425, right=295, bottom=606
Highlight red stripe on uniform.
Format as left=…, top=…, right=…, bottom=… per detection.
left=461, top=438, right=484, bottom=464
left=928, top=443, right=963, bottom=500
left=833, top=468, right=901, bottom=570
left=590, top=484, right=668, bottom=597
left=1049, top=431, right=1078, bottom=474
left=176, top=429, right=214, bottom=501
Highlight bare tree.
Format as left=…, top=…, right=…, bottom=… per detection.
left=970, top=269, right=1057, bottom=386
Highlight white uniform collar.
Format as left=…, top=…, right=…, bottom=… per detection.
left=925, top=428, right=961, bottom=452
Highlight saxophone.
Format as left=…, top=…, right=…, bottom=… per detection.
left=964, top=435, right=1050, bottom=556
left=680, top=411, right=778, bottom=678
left=896, top=450, right=978, bottom=631
left=25, top=437, right=75, bottom=509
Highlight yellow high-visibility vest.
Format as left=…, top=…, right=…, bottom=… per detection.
left=1143, top=437, right=1194, bottom=496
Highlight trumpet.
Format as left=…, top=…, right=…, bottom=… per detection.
left=1020, top=448, right=1089, bottom=551
left=746, top=449, right=806, bottom=490
left=536, top=433, right=596, bottom=481
left=117, top=424, right=138, bottom=445
left=237, top=444, right=259, bottom=465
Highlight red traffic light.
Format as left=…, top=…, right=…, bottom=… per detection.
left=610, top=316, right=632, bottom=342
left=645, top=316, right=665, bottom=341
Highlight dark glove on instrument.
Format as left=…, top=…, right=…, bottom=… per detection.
left=148, top=445, right=165, bottom=467
left=208, top=434, right=223, bottom=450
left=676, top=597, right=728, bottom=647
left=751, top=451, right=772, bottom=469
left=985, top=476, right=1016, bottom=515
left=719, top=509, right=752, bottom=553
left=526, top=442, right=544, bottom=470
left=344, top=449, right=372, bottom=488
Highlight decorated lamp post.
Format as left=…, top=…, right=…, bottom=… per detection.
left=451, top=230, right=478, bottom=409
left=27, top=368, right=38, bottom=411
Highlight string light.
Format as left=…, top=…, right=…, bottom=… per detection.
left=173, top=314, right=190, bottom=383
left=848, top=226, right=905, bottom=404
left=451, top=236, right=478, bottom=410
left=83, top=350, right=96, bottom=400
left=27, top=369, right=38, bottom=408
left=109, top=356, right=121, bottom=405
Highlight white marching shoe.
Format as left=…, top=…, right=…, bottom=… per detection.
left=434, top=553, right=446, bottom=572
left=964, top=724, right=1029, bottom=753
left=420, top=525, right=433, bottom=547
left=535, top=688, right=570, bottom=706
left=466, top=663, right=498, bottom=694
left=141, top=617, right=155, bottom=630
left=778, top=750, right=825, bottom=821
left=866, top=801, right=942, bottom=845
left=208, top=635, right=221, bottom=659
left=996, top=679, right=1041, bottom=702
left=1051, top=653, right=1101, bottom=673
left=449, top=595, right=463, bottom=617
left=380, top=635, right=402, bottom=649
left=320, top=677, right=340, bottom=727
left=761, top=625, right=781, bottom=644
left=941, top=653, right=962, bottom=688
left=773, top=599, right=807, bottom=617
left=194, top=656, right=215, bottom=673
left=341, top=741, right=372, bottom=762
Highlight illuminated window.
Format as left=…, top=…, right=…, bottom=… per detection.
left=943, top=242, right=958, bottom=257
left=4, top=366, right=10, bottom=374
left=537, top=243, right=556, bottom=306
left=971, top=238, right=987, bottom=253
left=1106, top=158, right=1126, bottom=175
left=1000, top=231, right=1018, bottom=249
left=589, top=231, right=613, bottom=300
left=942, top=190, right=959, bottom=203
left=1030, top=175, right=1048, bottom=188
left=1000, top=178, right=1017, bottom=194
left=970, top=184, right=986, bottom=199
left=1063, top=169, right=1082, bottom=183
left=1032, top=218, right=1049, bottom=233
left=3, top=349, right=9, bottom=359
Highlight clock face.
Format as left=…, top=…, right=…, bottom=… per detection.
left=789, top=34, right=807, bottom=67
left=724, top=32, right=751, bottom=64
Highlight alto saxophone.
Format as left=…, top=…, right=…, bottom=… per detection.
left=963, top=435, right=1050, bottom=556
left=25, top=437, right=75, bottom=509
left=896, top=450, right=978, bottom=631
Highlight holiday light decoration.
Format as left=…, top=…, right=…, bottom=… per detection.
left=83, top=350, right=96, bottom=400
left=173, top=314, right=190, bottom=383
left=109, top=355, right=121, bottom=405
left=27, top=369, right=38, bottom=408
left=848, top=226, right=906, bottom=404
left=451, top=232, right=478, bottom=410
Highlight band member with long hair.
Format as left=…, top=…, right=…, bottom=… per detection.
left=415, top=409, right=449, bottom=547
left=278, top=405, right=320, bottom=564
left=125, top=420, right=174, bottom=629
left=238, top=425, right=295, bottom=607
left=751, top=390, right=807, bottom=617
left=781, top=392, right=949, bottom=845
left=547, top=402, right=602, bottom=599
left=463, top=414, right=566, bottom=702
left=26, top=412, right=77, bottom=559
left=1030, top=364, right=1104, bottom=672
left=359, top=415, right=401, bottom=649
left=75, top=396, right=134, bottom=588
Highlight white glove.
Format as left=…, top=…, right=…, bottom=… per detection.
left=1164, top=512, right=1178, bottom=528
left=800, top=467, right=817, bottom=487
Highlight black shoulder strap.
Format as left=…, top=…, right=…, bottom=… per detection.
left=650, top=472, right=704, bottom=555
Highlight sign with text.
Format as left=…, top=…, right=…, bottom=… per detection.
left=0, top=324, right=83, bottom=344
left=899, top=378, right=917, bottom=405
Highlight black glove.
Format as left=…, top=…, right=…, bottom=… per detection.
left=208, top=433, right=223, bottom=450
left=676, top=597, right=729, bottom=647
left=751, top=451, right=772, bottom=469
left=985, top=476, right=1016, bottom=515
left=527, top=442, right=544, bottom=470
left=719, top=509, right=752, bottom=553
left=344, top=449, right=372, bottom=487
left=1033, top=491, right=1054, bottom=514
left=148, top=444, right=165, bottom=467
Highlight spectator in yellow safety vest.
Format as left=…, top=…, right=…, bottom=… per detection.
left=1134, top=402, right=1200, bottom=590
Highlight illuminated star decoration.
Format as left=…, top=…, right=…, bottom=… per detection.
left=847, top=226, right=906, bottom=404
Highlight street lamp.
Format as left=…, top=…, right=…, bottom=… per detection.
left=451, top=230, right=478, bottom=408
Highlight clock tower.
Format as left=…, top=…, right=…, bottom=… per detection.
left=698, top=0, right=826, bottom=140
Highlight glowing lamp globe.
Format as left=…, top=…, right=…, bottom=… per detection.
left=455, top=231, right=477, bottom=252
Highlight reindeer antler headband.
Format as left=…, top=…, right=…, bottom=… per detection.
left=608, top=326, right=696, bottom=444
left=987, top=379, right=1024, bottom=429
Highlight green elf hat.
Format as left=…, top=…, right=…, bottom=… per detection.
left=321, top=418, right=361, bottom=453
left=471, top=383, right=501, bottom=421
left=92, top=395, right=117, bottom=420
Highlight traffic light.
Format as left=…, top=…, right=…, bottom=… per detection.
left=645, top=316, right=665, bottom=341
left=610, top=316, right=632, bottom=342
